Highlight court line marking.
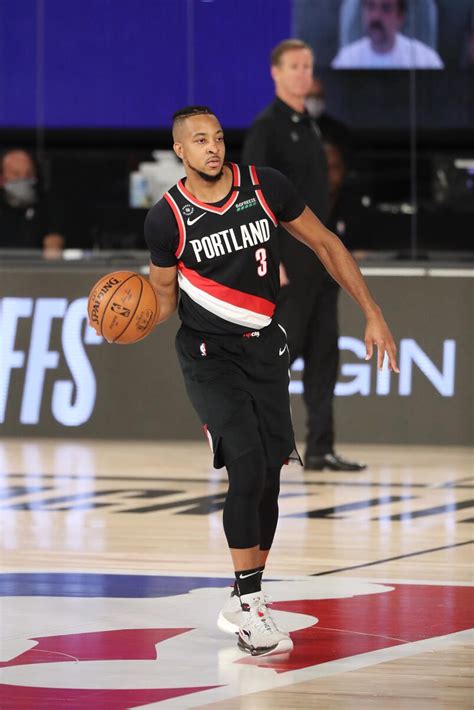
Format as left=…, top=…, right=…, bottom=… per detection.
left=311, top=540, right=474, bottom=576
left=361, top=268, right=426, bottom=276
left=1, top=573, right=472, bottom=707
left=374, top=499, right=474, bottom=521
left=428, top=268, right=474, bottom=277
left=1, top=570, right=472, bottom=586
left=5, top=472, right=472, bottom=489
left=360, top=267, right=474, bottom=277
left=137, top=629, right=474, bottom=709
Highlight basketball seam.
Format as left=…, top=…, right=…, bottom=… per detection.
left=97, top=273, right=136, bottom=339
left=145, top=278, right=159, bottom=337
left=112, top=276, right=145, bottom=343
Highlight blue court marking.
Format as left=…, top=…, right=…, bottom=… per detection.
left=0, top=573, right=233, bottom=598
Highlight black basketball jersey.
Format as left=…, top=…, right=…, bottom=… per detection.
left=164, top=163, right=281, bottom=335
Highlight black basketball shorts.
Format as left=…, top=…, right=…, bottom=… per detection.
left=175, top=322, right=300, bottom=470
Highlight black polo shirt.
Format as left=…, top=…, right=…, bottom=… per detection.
left=0, top=191, right=48, bottom=249
left=242, top=97, right=330, bottom=279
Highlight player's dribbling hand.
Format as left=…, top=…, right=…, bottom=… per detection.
left=364, top=314, right=399, bottom=372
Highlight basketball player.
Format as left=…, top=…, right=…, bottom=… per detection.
left=144, top=106, right=398, bottom=657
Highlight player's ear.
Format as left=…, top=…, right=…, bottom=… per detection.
left=173, top=142, right=183, bottom=161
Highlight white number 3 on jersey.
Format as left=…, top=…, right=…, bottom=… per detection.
left=255, top=248, right=267, bottom=277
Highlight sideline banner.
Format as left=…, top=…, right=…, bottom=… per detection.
left=0, top=265, right=472, bottom=445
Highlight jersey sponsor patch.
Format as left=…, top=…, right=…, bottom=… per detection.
left=235, top=197, right=257, bottom=212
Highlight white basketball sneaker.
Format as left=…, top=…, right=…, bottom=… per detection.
left=217, top=587, right=243, bottom=635
left=237, top=591, right=293, bottom=656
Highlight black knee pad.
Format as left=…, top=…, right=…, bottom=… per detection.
left=259, top=467, right=281, bottom=551
left=260, top=466, right=281, bottom=500
left=226, top=447, right=266, bottom=499
left=223, top=447, right=266, bottom=549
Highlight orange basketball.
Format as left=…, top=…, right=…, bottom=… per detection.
left=87, top=271, right=158, bottom=344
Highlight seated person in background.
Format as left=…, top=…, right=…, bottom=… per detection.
left=325, top=140, right=359, bottom=248
left=332, top=0, right=444, bottom=69
left=0, top=149, right=65, bottom=258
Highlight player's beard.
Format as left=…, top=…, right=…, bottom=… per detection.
left=188, top=161, right=224, bottom=183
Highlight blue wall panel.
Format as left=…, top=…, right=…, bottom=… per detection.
left=0, top=0, right=292, bottom=128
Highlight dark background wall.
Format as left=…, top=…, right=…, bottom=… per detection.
left=0, top=0, right=290, bottom=129
left=0, top=0, right=472, bottom=256
left=10, top=140, right=469, bottom=256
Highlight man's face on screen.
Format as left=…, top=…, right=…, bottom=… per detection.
left=271, top=48, right=314, bottom=100
left=362, top=0, right=405, bottom=53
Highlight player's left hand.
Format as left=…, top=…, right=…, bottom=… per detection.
left=364, top=314, right=399, bottom=372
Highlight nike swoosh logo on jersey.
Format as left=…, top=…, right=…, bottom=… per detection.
left=238, top=570, right=260, bottom=579
left=279, top=346, right=288, bottom=356
left=187, top=213, right=206, bottom=226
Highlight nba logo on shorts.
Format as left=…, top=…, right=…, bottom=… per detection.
left=200, top=342, right=207, bottom=357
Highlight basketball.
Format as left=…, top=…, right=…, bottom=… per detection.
left=87, top=270, right=158, bottom=344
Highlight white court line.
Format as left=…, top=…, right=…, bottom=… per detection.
left=138, top=266, right=474, bottom=278
left=427, top=268, right=474, bottom=277
left=153, top=629, right=474, bottom=709
left=361, top=268, right=426, bottom=276
left=361, top=267, right=474, bottom=277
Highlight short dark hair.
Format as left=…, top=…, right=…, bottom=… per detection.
left=363, top=0, right=406, bottom=12
left=172, top=105, right=214, bottom=122
left=270, top=39, right=313, bottom=66
left=172, top=105, right=216, bottom=139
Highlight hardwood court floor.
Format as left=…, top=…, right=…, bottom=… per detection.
left=0, top=440, right=473, bottom=708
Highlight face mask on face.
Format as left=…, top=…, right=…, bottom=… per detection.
left=305, top=96, right=326, bottom=119
left=3, top=177, right=37, bottom=207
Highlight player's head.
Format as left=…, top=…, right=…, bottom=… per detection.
left=0, top=149, right=36, bottom=183
left=0, top=148, right=38, bottom=207
left=362, top=0, right=406, bottom=53
left=172, top=106, right=225, bottom=183
left=270, top=39, right=314, bottom=102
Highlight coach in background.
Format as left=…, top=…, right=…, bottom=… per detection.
left=242, top=39, right=365, bottom=472
left=0, top=149, right=64, bottom=258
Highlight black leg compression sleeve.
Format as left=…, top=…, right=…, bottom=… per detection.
left=223, top=448, right=266, bottom=549
left=258, top=467, right=281, bottom=551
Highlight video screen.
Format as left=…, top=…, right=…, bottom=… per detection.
left=295, top=0, right=474, bottom=128
left=295, top=0, right=473, bottom=70
left=330, top=0, right=444, bottom=70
